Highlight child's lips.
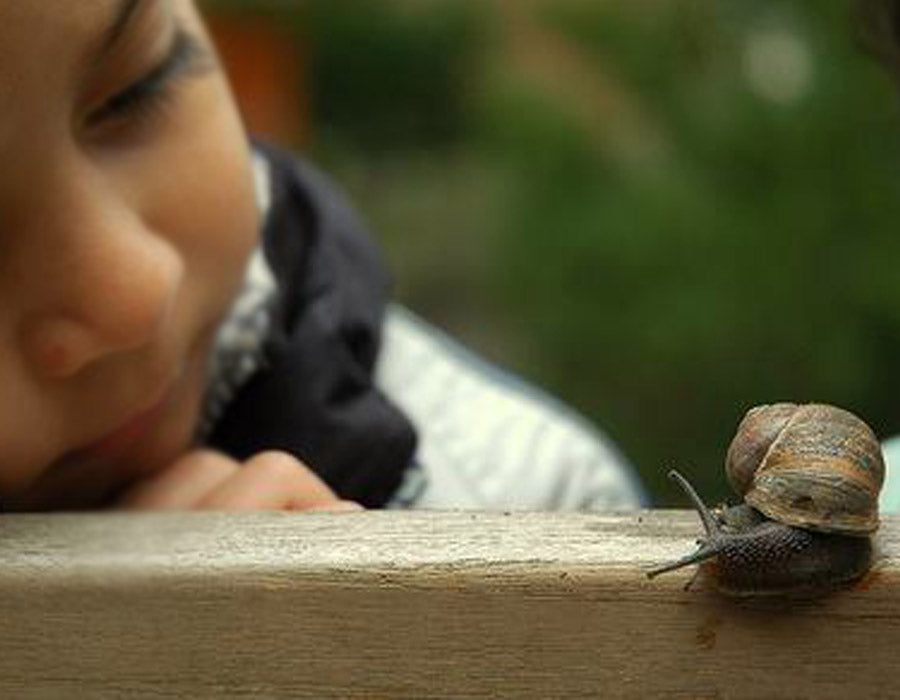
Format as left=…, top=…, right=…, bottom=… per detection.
left=72, top=383, right=175, bottom=463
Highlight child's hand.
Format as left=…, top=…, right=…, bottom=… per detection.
left=116, top=449, right=363, bottom=512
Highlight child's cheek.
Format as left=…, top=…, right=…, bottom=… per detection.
left=144, top=71, right=260, bottom=323
left=119, top=70, right=259, bottom=476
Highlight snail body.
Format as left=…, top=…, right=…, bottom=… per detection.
left=647, top=403, right=884, bottom=596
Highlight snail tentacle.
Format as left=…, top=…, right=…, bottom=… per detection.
left=645, top=541, right=721, bottom=579
left=646, top=470, right=724, bottom=579
left=668, top=469, right=720, bottom=537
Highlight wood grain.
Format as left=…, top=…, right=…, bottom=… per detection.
left=0, top=510, right=897, bottom=698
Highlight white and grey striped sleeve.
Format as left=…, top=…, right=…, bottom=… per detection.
left=376, top=305, right=647, bottom=511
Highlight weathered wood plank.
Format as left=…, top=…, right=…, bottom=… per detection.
left=0, top=510, right=897, bottom=699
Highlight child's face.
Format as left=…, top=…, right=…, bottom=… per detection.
left=0, top=0, right=259, bottom=509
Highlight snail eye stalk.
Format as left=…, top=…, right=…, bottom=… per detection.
left=646, top=470, right=723, bottom=580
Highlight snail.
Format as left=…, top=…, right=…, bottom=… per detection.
left=647, top=403, right=885, bottom=595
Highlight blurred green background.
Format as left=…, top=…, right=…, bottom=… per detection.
left=204, top=0, right=900, bottom=506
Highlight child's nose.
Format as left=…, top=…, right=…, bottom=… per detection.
left=20, top=219, right=184, bottom=381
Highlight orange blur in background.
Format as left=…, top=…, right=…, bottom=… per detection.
left=207, top=11, right=308, bottom=146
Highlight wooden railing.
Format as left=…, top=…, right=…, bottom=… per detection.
left=0, top=510, right=896, bottom=698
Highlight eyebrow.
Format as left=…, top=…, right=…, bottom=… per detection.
left=97, top=0, right=145, bottom=57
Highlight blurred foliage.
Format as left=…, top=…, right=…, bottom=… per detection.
left=305, top=1, right=481, bottom=152
left=208, top=0, right=900, bottom=505
left=479, top=0, right=900, bottom=505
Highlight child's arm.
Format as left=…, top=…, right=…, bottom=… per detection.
left=115, top=450, right=362, bottom=511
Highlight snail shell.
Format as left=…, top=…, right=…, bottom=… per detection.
left=725, top=403, right=884, bottom=535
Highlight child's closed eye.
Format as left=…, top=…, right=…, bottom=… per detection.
left=86, top=27, right=209, bottom=130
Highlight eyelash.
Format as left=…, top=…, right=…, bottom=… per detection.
left=88, top=29, right=205, bottom=128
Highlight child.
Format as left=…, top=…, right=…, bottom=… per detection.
left=0, top=0, right=645, bottom=512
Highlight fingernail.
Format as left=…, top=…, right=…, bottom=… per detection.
left=308, top=500, right=365, bottom=513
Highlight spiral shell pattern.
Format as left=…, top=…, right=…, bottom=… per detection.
left=724, top=403, right=884, bottom=535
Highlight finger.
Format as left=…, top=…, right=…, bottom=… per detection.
left=116, top=449, right=241, bottom=509
left=304, top=500, right=365, bottom=513
left=197, top=450, right=341, bottom=510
